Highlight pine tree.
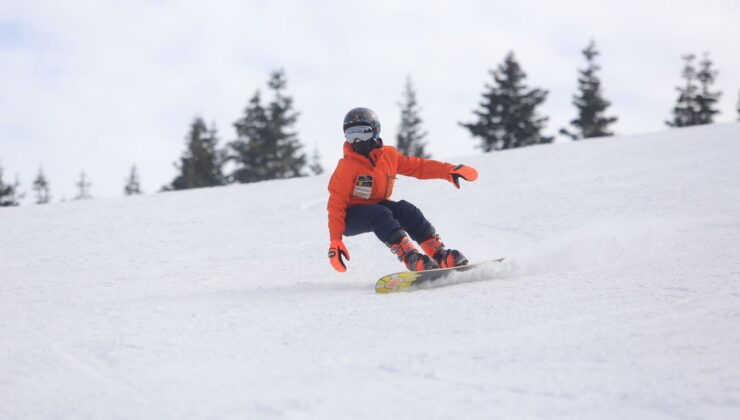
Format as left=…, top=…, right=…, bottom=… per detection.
left=561, top=40, right=617, bottom=140
left=396, top=76, right=430, bottom=158
left=32, top=168, right=51, bottom=204
left=667, top=53, right=722, bottom=127
left=229, top=70, right=307, bottom=183
left=168, top=117, right=225, bottom=190
left=309, top=148, right=324, bottom=175
left=460, top=52, right=552, bottom=151
left=74, top=172, right=92, bottom=200
left=667, top=54, right=700, bottom=127
left=737, top=90, right=740, bottom=121
left=0, top=165, right=21, bottom=207
left=229, top=92, right=269, bottom=183
left=695, top=53, right=721, bottom=125
left=125, top=165, right=142, bottom=195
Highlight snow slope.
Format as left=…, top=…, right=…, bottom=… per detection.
left=2, top=123, right=740, bottom=420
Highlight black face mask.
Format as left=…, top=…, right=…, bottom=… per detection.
left=352, top=138, right=382, bottom=156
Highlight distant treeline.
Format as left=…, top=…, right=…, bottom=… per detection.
left=1, top=41, right=737, bottom=206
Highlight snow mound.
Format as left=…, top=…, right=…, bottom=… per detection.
left=2, top=123, right=740, bottom=419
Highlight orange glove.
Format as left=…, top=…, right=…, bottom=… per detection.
left=448, top=164, right=478, bottom=189
left=328, top=239, right=350, bottom=272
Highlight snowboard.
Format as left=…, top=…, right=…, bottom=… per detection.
left=374, top=258, right=505, bottom=294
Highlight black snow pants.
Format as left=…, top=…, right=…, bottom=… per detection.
left=343, top=199, right=435, bottom=244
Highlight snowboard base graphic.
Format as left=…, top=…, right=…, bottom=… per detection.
left=374, top=258, right=506, bottom=294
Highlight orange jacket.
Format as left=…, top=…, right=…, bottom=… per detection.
left=327, top=142, right=454, bottom=241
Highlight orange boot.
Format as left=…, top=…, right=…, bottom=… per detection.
left=387, top=232, right=439, bottom=271
left=419, top=233, right=469, bottom=268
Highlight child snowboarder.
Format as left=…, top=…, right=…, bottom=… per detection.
left=327, top=107, right=479, bottom=273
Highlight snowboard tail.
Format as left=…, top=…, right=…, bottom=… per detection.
left=375, top=258, right=505, bottom=294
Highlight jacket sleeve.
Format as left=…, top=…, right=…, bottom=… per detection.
left=393, top=147, right=455, bottom=180
left=327, top=160, right=354, bottom=241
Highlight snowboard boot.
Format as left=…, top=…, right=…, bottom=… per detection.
left=419, top=233, right=469, bottom=268
left=387, top=232, right=440, bottom=271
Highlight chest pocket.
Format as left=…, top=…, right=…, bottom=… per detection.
left=352, top=175, right=373, bottom=199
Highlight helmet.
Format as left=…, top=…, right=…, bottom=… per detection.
left=343, top=107, right=381, bottom=144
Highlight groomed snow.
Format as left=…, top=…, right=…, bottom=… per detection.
left=2, top=123, right=739, bottom=419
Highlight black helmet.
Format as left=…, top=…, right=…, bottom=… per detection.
left=343, top=107, right=381, bottom=143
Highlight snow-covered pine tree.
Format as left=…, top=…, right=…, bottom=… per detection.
left=229, top=70, right=307, bottom=183
left=695, top=53, right=721, bottom=125
left=32, top=168, right=51, bottom=204
left=460, top=52, right=552, bottom=151
left=396, top=76, right=430, bottom=158
left=667, top=54, right=700, bottom=127
left=168, top=118, right=225, bottom=190
left=125, top=165, right=142, bottom=195
left=0, top=165, right=21, bottom=207
left=74, top=172, right=92, bottom=200
left=561, top=40, right=617, bottom=140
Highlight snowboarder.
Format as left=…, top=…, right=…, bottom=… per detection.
left=327, top=107, right=479, bottom=273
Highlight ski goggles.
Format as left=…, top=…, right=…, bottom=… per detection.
left=344, top=125, right=378, bottom=143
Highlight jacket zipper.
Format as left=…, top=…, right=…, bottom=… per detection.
left=364, top=154, right=376, bottom=167
left=383, top=174, right=395, bottom=199
left=359, top=151, right=391, bottom=199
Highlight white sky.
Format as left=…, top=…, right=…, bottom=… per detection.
left=1, top=0, right=739, bottom=201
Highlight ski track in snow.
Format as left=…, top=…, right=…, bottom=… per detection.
left=2, top=123, right=740, bottom=419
